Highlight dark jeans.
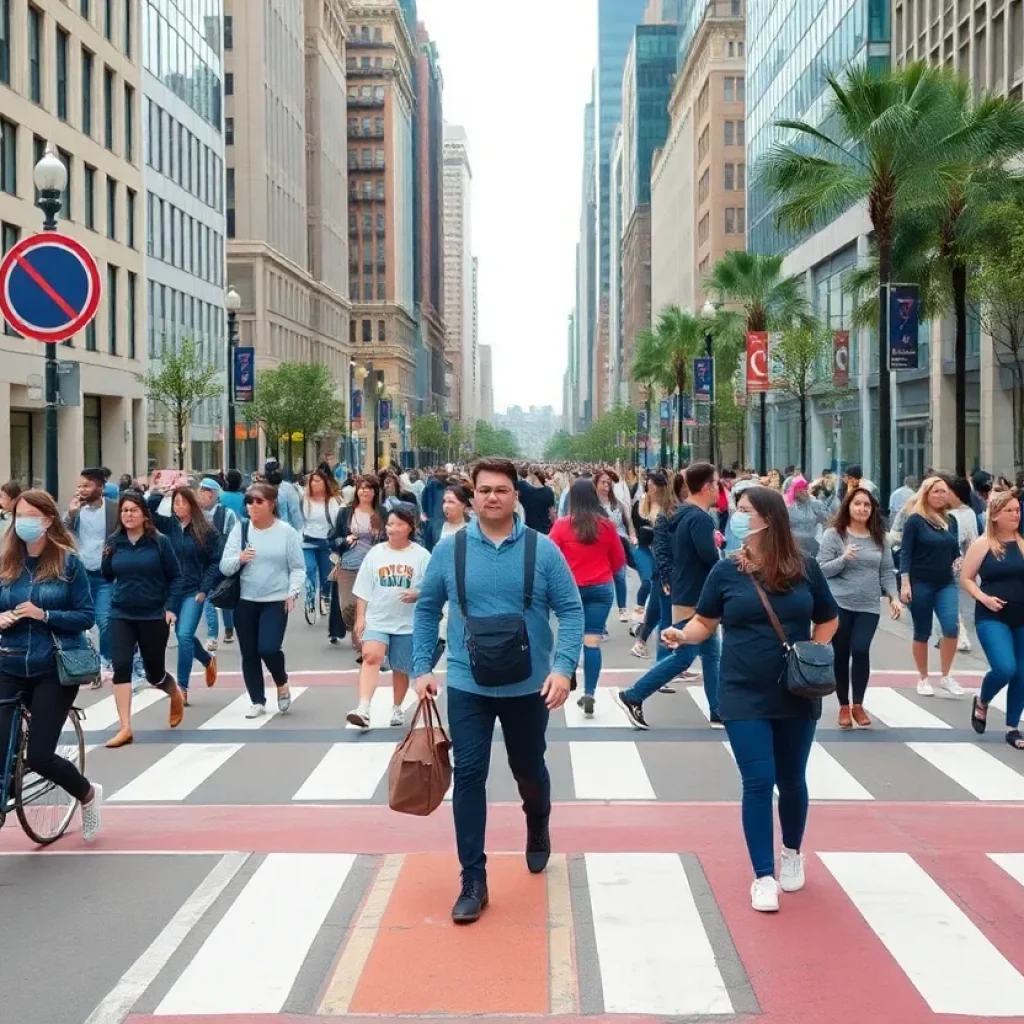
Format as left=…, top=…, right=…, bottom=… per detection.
left=579, top=582, right=615, bottom=696
left=234, top=599, right=288, bottom=705
left=833, top=608, right=880, bottom=706
left=638, top=588, right=673, bottom=662
left=907, top=579, right=959, bottom=642
left=110, top=617, right=169, bottom=685
left=634, top=546, right=654, bottom=607
left=724, top=716, right=817, bottom=878
left=975, top=619, right=1024, bottom=729
left=0, top=670, right=91, bottom=803
left=447, top=688, right=551, bottom=884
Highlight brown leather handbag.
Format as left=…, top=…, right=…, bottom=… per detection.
left=387, top=696, right=452, bottom=816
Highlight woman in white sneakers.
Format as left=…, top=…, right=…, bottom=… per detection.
left=346, top=504, right=430, bottom=730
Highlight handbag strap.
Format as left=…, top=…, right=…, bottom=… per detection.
left=455, top=527, right=537, bottom=618
left=750, top=577, right=791, bottom=650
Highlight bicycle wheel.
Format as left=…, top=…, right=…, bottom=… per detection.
left=15, top=708, right=85, bottom=845
left=304, top=579, right=317, bottom=625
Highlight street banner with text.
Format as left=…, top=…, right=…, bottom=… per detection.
left=833, top=330, right=850, bottom=387
left=233, top=346, right=254, bottom=403
left=889, top=285, right=920, bottom=370
left=746, top=332, right=769, bottom=393
left=694, top=356, right=713, bottom=401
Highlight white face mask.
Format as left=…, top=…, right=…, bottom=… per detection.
left=731, top=510, right=766, bottom=540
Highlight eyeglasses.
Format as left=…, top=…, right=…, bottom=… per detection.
left=475, top=486, right=514, bottom=497
left=244, top=496, right=267, bottom=506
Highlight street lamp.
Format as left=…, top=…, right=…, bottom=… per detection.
left=354, top=364, right=368, bottom=471
left=34, top=147, right=68, bottom=499
left=701, top=299, right=719, bottom=467
left=373, top=373, right=386, bottom=472
left=225, top=286, right=241, bottom=471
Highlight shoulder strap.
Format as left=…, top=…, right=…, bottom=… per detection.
left=454, top=528, right=469, bottom=617
left=751, top=577, right=790, bottom=649
left=241, top=520, right=249, bottom=549
left=523, top=528, right=537, bottom=610
left=214, top=505, right=226, bottom=534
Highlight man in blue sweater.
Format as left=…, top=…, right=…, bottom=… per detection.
left=413, top=458, right=583, bottom=924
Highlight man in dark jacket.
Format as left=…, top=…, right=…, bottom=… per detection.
left=613, top=463, right=723, bottom=729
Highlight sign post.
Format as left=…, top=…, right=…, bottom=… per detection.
left=0, top=231, right=101, bottom=500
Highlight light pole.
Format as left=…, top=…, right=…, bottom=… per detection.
left=225, top=286, right=241, bottom=471
left=373, top=373, right=385, bottom=472
left=33, top=148, right=68, bottom=500
left=347, top=360, right=355, bottom=471
left=701, top=300, right=719, bottom=467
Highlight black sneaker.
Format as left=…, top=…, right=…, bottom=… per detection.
left=452, top=878, right=489, bottom=924
left=526, top=818, right=551, bottom=874
left=223, top=629, right=234, bottom=644
left=709, top=709, right=725, bottom=729
left=611, top=688, right=648, bottom=730
left=658, top=685, right=676, bottom=694
left=581, top=694, right=595, bottom=717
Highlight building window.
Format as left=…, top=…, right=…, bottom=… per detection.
left=698, top=213, right=710, bottom=244
left=81, top=49, right=93, bottom=135
left=225, top=117, right=234, bottom=144
left=126, top=187, right=135, bottom=247
left=58, top=149, right=72, bottom=219
left=107, top=264, right=118, bottom=354
left=80, top=0, right=89, bottom=18
left=56, top=27, right=69, bottom=119
left=376, top=281, right=386, bottom=300
left=105, top=177, right=116, bottom=238
left=103, top=0, right=112, bottom=40
left=28, top=5, right=41, bottom=103
left=377, top=319, right=385, bottom=341
left=32, top=134, right=44, bottom=202
left=724, top=76, right=745, bottom=102
left=84, top=165, right=96, bottom=228
left=0, top=0, right=10, bottom=84
left=737, top=118, right=745, bottom=145
left=123, top=0, right=131, bottom=56
left=124, top=84, right=133, bottom=160
left=2, top=221, right=18, bottom=254
left=223, top=15, right=232, bottom=49
left=698, top=169, right=710, bottom=204
left=225, top=72, right=233, bottom=95
left=725, top=163, right=734, bottom=190
left=361, top=318, right=371, bottom=342
left=0, top=118, right=15, bottom=195
left=103, top=67, right=114, bottom=149
left=737, top=162, right=746, bottom=190
left=127, top=271, right=136, bottom=358
left=725, top=207, right=746, bottom=234
left=724, top=120, right=734, bottom=146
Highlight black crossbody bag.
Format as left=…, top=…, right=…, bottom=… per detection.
left=209, top=522, right=250, bottom=610
left=454, top=528, right=537, bottom=687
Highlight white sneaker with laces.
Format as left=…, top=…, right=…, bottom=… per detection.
left=390, top=705, right=405, bottom=727
left=750, top=876, right=780, bottom=912
left=917, top=677, right=935, bottom=696
left=205, top=639, right=219, bottom=653
left=938, top=675, right=965, bottom=697
left=81, top=784, right=103, bottom=841
left=630, top=640, right=649, bottom=659
left=346, top=704, right=371, bottom=730
left=618, top=610, right=629, bottom=623
left=779, top=847, right=805, bottom=892
left=245, top=703, right=267, bottom=719
left=277, top=689, right=292, bottom=713
left=957, top=625, right=971, bottom=653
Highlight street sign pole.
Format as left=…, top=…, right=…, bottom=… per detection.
left=44, top=351, right=59, bottom=496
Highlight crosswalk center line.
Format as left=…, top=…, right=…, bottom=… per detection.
left=562, top=688, right=633, bottom=728
left=861, top=687, right=953, bottom=729
left=82, top=688, right=165, bottom=733
left=907, top=741, right=1024, bottom=800
left=820, top=851, right=1024, bottom=1016
left=110, top=743, right=243, bottom=802
left=293, top=743, right=394, bottom=801
left=570, top=740, right=655, bottom=800
left=586, top=852, right=732, bottom=1016
left=197, top=686, right=308, bottom=730
left=154, top=852, right=356, bottom=1016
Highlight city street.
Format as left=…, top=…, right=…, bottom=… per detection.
left=2, top=604, right=1024, bottom=1024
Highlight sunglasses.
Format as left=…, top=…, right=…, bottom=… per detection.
left=244, top=495, right=267, bottom=506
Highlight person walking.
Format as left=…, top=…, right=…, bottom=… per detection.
left=817, top=487, right=902, bottom=729
left=0, top=489, right=104, bottom=840
left=346, top=504, right=431, bottom=730
left=263, top=459, right=304, bottom=533
left=663, top=486, right=839, bottom=912
left=785, top=477, right=830, bottom=557
left=0, top=480, right=23, bottom=541
left=630, top=471, right=678, bottom=661
left=301, top=468, right=342, bottom=617
left=419, top=469, right=449, bottom=552
left=549, top=478, right=624, bottom=716
left=593, top=469, right=633, bottom=622
left=197, top=477, right=238, bottom=649
left=219, top=482, right=305, bottom=718
left=961, top=488, right=1024, bottom=750
left=220, top=469, right=247, bottom=524
left=101, top=492, right=186, bottom=748
left=412, top=458, right=583, bottom=925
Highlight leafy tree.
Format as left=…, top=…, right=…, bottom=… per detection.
left=545, top=431, right=575, bottom=461
left=473, top=421, right=520, bottom=458
left=771, top=322, right=833, bottom=470
left=137, top=338, right=223, bottom=470
left=411, top=414, right=446, bottom=461
left=447, top=422, right=467, bottom=461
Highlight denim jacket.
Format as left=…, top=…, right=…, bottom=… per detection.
left=0, top=553, right=96, bottom=677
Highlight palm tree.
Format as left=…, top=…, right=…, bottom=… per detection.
left=761, top=61, right=969, bottom=504
left=704, top=250, right=812, bottom=472
left=632, top=306, right=705, bottom=469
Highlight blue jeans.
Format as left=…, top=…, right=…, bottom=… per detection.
left=622, top=614, right=721, bottom=714
left=204, top=600, right=234, bottom=641
left=908, top=579, right=959, bottom=642
left=975, top=619, right=1024, bottom=729
left=612, top=566, right=627, bottom=610
left=303, top=538, right=333, bottom=601
left=579, top=582, right=615, bottom=695
left=724, top=717, right=817, bottom=878
left=638, top=588, right=673, bottom=661
left=87, top=572, right=113, bottom=662
left=176, top=594, right=211, bottom=690
left=447, top=688, right=551, bottom=883
left=634, top=546, right=654, bottom=607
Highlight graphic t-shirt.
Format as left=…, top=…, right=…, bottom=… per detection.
left=352, top=541, right=431, bottom=635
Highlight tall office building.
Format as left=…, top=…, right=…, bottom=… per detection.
left=563, top=311, right=577, bottom=432
left=479, top=343, right=493, bottom=423
left=575, top=86, right=596, bottom=427
left=620, top=20, right=678, bottom=407
left=223, top=0, right=351, bottom=467
left=0, top=0, right=146, bottom=496
left=442, top=122, right=474, bottom=425
left=471, top=254, right=480, bottom=420
left=608, top=124, right=623, bottom=409
left=142, top=0, right=227, bottom=471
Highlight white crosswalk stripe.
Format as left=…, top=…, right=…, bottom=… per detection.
left=81, top=689, right=165, bottom=733
left=862, top=687, right=952, bottom=729
left=570, top=740, right=655, bottom=800
left=563, top=688, right=633, bottom=727
left=293, top=743, right=393, bottom=801
left=110, top=743, right=243, bottom=802
left=197, top=686, right=308, bottom=730
left=722, top=741, right=874, bottom=800
left=907, top=742, right=1024, bottom=800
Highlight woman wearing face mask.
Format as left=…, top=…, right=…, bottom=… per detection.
left=817, top=487, right=902, bottom=728
left=0, top=480, right=23, bottom=541
left=0, top=490, right=103, bottom=840
left=439, top=484, right=472, bottom=540
left=662, top=486, right=839, bottom=913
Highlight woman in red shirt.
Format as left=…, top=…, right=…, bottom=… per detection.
left=549, top=478, right=626, bottom=716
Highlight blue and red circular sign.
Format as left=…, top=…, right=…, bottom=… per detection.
left=0, top=232, right=101, bottom=344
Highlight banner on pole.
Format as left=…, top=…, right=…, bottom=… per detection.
left=233, top=346, right=254, bottom=403
left=746, top=332, right=769, bottom=393
left=351, top=389, right=363, bottom=429
left=694, top=357, right=713, bottom=401
left=889, top=285, right=920, bottom=370
left=659, top=398, right=671, bottom=430
left=833, top=330, right=850, bottom=387
left=378, top=398, right=391, bottom=431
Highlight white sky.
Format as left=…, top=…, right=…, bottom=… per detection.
left=416, top=0, right=597, bottom=415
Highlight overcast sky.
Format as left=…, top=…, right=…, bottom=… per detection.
left=416, top=0, right=596, bottom=415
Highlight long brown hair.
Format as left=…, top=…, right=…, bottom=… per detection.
left=349, top=475, right=383, bottom=531
left=171, top=486, right=212, bottom=546
left=739, top=485, right=805, bottom=592
left=640, top=471, right=676, bottom=520
left=304, top=468, right=338, bottom=513
left=0, top=489, right=79, bottom=583
left=834, top=486, right=886, bottom=548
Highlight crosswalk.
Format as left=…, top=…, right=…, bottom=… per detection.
left=75, top=848, right=1024, bottom=1020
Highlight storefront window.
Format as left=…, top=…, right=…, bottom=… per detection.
left=10, top=411, right=37, bottom=486
left=84, top=395, right=102, bottom=468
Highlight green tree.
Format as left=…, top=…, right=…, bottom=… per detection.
left=411, top=414, right=445, bottom=461
left=474, top=420, right=520, bottom=458
left=545, top=431, right=575, bottom=461
left=771, top=322, right=832, bottom=470
left=137, top=338, right=223, bottom=470
left=447, top=422, right=467, bottom=461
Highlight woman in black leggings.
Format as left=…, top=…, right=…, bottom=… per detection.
left=101, top=492, right=184, bottom=747
left=0, top=489, right=103, bottom=839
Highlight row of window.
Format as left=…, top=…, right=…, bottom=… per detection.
left=724, top=118, right=746, bottom=146
left=351, top=318, right=388, bottom=344
left=724, top=162, right=746, bottom=191
left=147, top=280, right=225, bottom=366
left=348, top=85, right=386, bottom=102
left=350, top=179, right=387, bottom=200
left=724, top=76, right=746, bottom=103
left=349, top=277, right=388, bottom=302
left=349, top=116, right=385, bottom=136
left=144, top=98, right=224, bottom=212
left=349, top=147, right=385, bottom=169
left=145, top=190, right=225, bottom=287
left=349, top=210, right=386, bottom=233
left=725, top=206, right=746, bottom=234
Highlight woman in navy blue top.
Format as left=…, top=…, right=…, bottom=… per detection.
left=899, top=476, right=964, bottom=698
left=663, top=486, right=838, bottom=914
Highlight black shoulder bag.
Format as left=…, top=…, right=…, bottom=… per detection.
left=209, top=521, right=250, bottom=610
left=454, top=528, right=537, bottom=687
left=751, top=577, right=836, bottom=699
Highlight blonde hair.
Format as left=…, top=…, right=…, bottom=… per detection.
left=984, top=489, right=1024, bottom=560
left=912, top=476, right=950, bottom=529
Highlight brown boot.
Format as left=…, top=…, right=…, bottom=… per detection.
left=205, top=656, right=218, bottom=687
left=837, top=705, right=852, bottom=730
left=851, top=704, right=872, bottom=727
left=106, top=728, right=134, bottom=748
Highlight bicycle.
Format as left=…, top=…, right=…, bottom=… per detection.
left=304, top=574, right=319, bottom=626
left=0, top=696, right=86, bottom=845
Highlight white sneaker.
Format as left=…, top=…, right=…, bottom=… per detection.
left=750, top=876, right=780, bottom=912
left=81, top=784, right=103, bottom=841
left=277, top=688, right=292, bottom=713
left=244, top=703, right=267, bottom=719
left=957, top=626, right=971, bottom=653
left=779, top=847, right=805, bottom=892
left=938, top=675, right=965, bottom=698
left=618, top=610, right=629, bottom=623
left=390, top=705, right=405, bottom=728
left=916, top=678, right=935, bottom=696
left=630, top=640, right=649, bottom=659
left=205, top=639, right=219, bottom=653
left=346, top=705, right=371, bottom=730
